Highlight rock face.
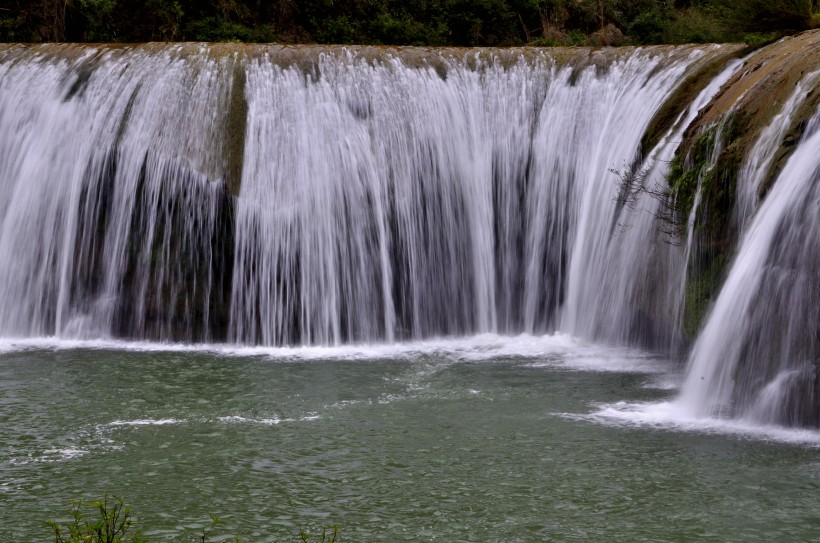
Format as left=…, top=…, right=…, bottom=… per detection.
left=674, top=31, right=820, bottom=202
left=663, top=30, right=820, bottom=340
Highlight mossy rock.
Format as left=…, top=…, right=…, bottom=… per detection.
left=641, top=43, right=746, bottom=154
left=683, top=251, right=727, bottom=340
left=667, top=29, right=820, bottom=239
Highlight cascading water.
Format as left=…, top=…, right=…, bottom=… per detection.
left=5, top=39, right=820, bottom=543
left=678, top=109, right=820, bottom=426
left=0, top=45, right=237, bottom=342
left=597, top=55, right=744, bottom=352
left=0, top=43, right=719, bottom=347
left=233, top=48, right=712, bottom=347
left=734, top=70, right=820, bottom=229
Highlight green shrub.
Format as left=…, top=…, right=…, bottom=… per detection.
left=0, top=16, right=23, bottom=41
left=663, top=7, right=734, bottom=43
left=48, top=495, right=145, bottom=543
left=145, top=0, right=183, bottom=40
left=370, top=14, right=447, bottom=45
left=443, top=0, right=519, bottom=45
left=628, top=11, right=670, bottom=44
left=187, top=17, right=277, bottom=42
left=46, top=495, right=340, bottom=542
left=299, top=526, right=341, bottom=543
left=743, top=32, right=779, bottom=47
left=566, top=29, right=588, bottom=45
left=710, top=0, right=813, bottom=32
left=317, top=16, right=358, bottom=44
left=530, top=36, right=562, bottom=46
left=5, top=0, right=817, bottom=44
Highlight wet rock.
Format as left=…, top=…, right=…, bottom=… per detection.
left=591, top=52, right=608, bottom=69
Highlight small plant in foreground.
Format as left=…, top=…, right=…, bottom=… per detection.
left=299, top=525, right=341, bottom=543
left=48, top=495, right=337, bottom=542
left=47, top=494, right=145, bottom=543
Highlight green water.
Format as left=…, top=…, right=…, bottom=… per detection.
left=0, top=336, right=818, bottom=542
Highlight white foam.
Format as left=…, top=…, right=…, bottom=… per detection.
left=0, top=332, right=648, bottom=365
left=218, top=415, right=284, bottom=425
left=642, top=375, right=682, bottom=390
left=108, top=418, right=183, bottom=427
left=8, top=447, right=89, bottom=465
left=43, top=447, right=87, bottom=460
left=569, top=401, right=820, bottom=446
left=526, top=340, right=671, bottom=374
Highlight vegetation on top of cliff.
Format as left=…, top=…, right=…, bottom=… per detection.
left=1, top=0, right=818, bottom=45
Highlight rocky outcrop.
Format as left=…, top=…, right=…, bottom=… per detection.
left=670, top=30, right=820, bottom=226
left=659, top=31, right=820, bottom=342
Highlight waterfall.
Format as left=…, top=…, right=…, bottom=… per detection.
left=678, top=109, right=820, bottom=426
left=3, top=41, right=820, bottom=427
left=0, top=45, right=237, bottom=341
left=231, top=48, right=705, bottom=346
left=0, top=44, right=719, bottom=347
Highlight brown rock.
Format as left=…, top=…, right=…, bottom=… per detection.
left=594, top=24, right=624, bottom=47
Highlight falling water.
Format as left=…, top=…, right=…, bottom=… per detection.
left=678, top=109, right=820, bottom=426
left=0, top=45, right=237, bottom=341
left=734, top=70, right=820, bottom=229
left=0, top=43, right=721, bottom=347
left=231, top=48, right=713, bottom=346
left=598, top=56, right=744, bottom=351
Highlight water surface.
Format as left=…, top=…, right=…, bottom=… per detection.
left=1, top=336, right=818, bottom=541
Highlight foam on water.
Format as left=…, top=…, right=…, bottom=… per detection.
left=0, top=333, right=668, bottom=371
left=42, top=447, right=87, bottom=460
left=219, top=416, right=286, bottom=425
left=108, top=419, right=184, bottom=426
left=573, top=401, right=820, bottom=446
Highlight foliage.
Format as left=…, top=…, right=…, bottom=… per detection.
left=45, top=499, right=239, bottom=543
left=628, top=10, right=670, bottom=44
left=743, top=32, right=779, bottom=47
left=46, top=495, right=339, bottom=542
left=0, top=15, right=24, bottom=41
left=77, top=0, right=118, bottom=41
left=662, top=7, right=733, bottom=44
left=47, top=495, right=146, bottom=543
left=188, top=17, right=277, bottom=43
left=709, top=0, right=813, bottom=32
left=145, top=0, right=183, bottom=40
left=1, top=0, right=816, bottom=45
